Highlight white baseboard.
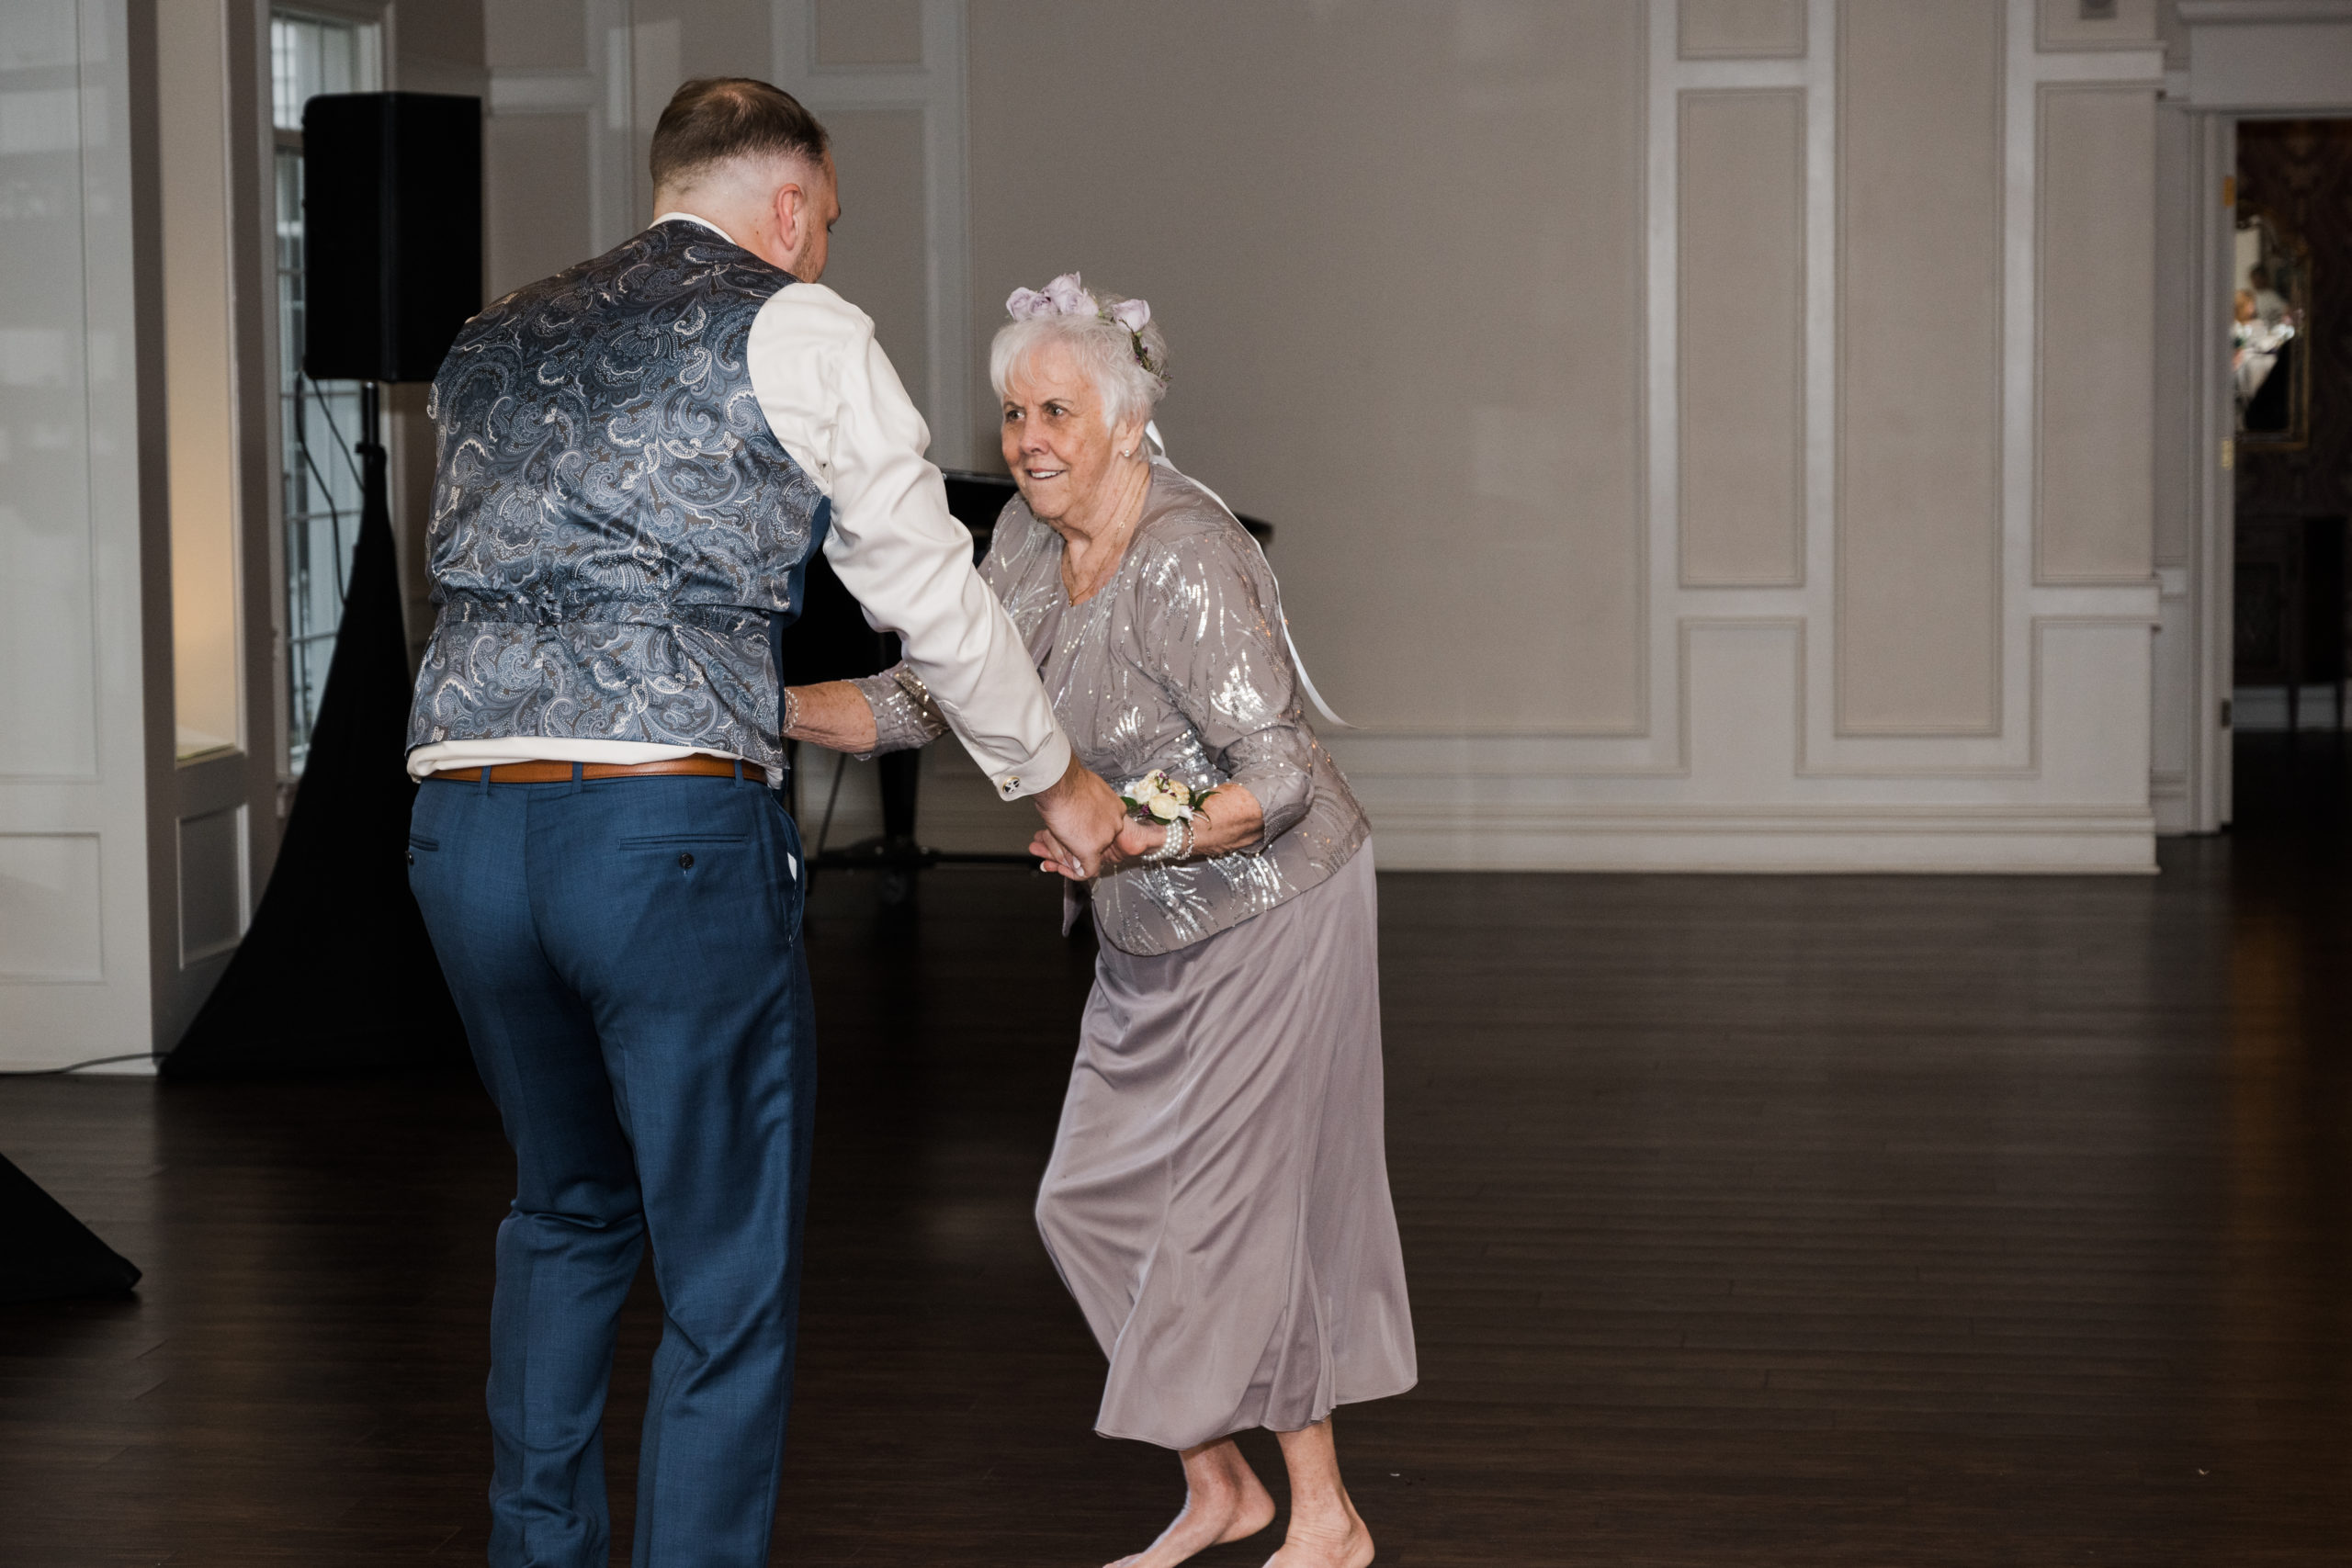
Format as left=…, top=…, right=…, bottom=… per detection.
left=2150, top=773, right=2196, bottom=836
left=75, top=1055, right=160, bottom=1077
left=1359, top=802, right=2158, bottom=874
left=894, top=749, right=2159, bottom=874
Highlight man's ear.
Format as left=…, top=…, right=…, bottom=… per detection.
left=771, top=176, right=805, bottom=252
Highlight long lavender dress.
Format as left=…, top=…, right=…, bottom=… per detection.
left=855, top=462, right=1416, bottom=1448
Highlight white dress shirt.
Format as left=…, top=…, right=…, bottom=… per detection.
left=407, top=214, right=1071, bottom=802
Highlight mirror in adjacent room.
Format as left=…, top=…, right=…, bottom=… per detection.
left=2232, top=206, right=2311, bottom=448
left=164, top=0, right=244, bottom=762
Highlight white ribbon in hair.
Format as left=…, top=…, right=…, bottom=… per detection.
left=1143, top=422, right=1351, bottom=730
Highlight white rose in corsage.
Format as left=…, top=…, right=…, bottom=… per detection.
left=1118, top=769, right=1203, bottom=821
left=1117, top=770, right=1212, bottom=864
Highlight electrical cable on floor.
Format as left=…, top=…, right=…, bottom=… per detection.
left=0, top=1055, right=155, bottom=1077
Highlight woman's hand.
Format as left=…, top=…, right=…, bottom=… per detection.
left=1105, top=818, right=1166, bottom=872
left=1030, top=818, right=1163, bottom=879
left=783, top=681, right=879, bottom=752
left=1154, top=786, right=1262, bottom=863
left=1030, top=828, right=1082, bottom=879
left=1030, top=785, right=1268, bottom=880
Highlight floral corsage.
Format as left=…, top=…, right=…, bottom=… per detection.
left=1119, top=770, right=1210, bottom=863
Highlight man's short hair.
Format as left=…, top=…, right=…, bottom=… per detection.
left=650, top=78, right=830, bottom=191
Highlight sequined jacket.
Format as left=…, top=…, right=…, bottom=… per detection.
left=857, top=463, right=1369, bottom=955
left=406, top=220, right=829, bottom=777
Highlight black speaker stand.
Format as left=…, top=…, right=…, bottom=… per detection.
left=359, top=381, right=384, bottom=506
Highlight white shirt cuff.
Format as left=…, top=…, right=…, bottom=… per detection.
left=988, top=727, right=1072, bottom=802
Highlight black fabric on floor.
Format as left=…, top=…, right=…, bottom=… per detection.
left=0, top=1153, right=139, bottom=1303
left=164, top=435, right=465, bottom=1078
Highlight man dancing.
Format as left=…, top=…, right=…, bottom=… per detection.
left=402, top=78, right=1124, bottom=1568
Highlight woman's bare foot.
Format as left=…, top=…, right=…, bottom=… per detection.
left=1261, top=1506, right=1374, bottom=1568
left=1107, top=1438, right=1277, bottom=1568
left=1261, top=1419, right=1375, bottom=1568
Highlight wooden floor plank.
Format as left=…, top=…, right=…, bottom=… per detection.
left=2, top=736, right=2347, bottom=1564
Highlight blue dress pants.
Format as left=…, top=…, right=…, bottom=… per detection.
left=407, top=769, right=814, bottom=1568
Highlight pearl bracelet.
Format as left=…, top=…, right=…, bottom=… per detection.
left=781, top=686, right=802, bottom=739
left=1147, top=815, right=1193, bottom=863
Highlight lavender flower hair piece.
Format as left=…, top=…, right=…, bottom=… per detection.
left=1004, top=287, right=1057, bottom=321
left=1002, top=273, right=1166, bottom=382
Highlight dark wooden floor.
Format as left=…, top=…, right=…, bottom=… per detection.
left=5, top=735, right=2349, bottom=1565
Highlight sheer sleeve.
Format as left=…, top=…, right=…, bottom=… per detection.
left=844, top=499, right=1029, bottom=759
left=1138, top=532, right=1316, bottom=847
left=848, top=663, right=949, bottom=757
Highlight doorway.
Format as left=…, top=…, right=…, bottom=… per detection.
left=2156, top=0, right=2352, bottom=838
left=2227, top=120, right=2351, bottom=779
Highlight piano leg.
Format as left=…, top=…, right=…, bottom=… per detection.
left=877, top=749, right=922, bottom=905
left=879, top=750, right=921, bottom=844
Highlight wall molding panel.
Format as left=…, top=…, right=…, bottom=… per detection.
left=2034, top=81, right=2158, bottom=586
left=1679, top=0, right=1809, bottom=60
left=2037, top=0, right=2164, bottom=52
left=484, top=0, right=639, bottom=295
left=1677, top=87, right=1806, bottom=588
left=1836, top=0, right=2006, bottom=739
left=772, top=0, right=973, bottom=467
left=1307, top=0, right=2160, bottom=872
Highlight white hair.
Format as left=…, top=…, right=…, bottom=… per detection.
left=989, top=290, right=1170, bottom=431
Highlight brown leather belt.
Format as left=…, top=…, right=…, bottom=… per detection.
left=430, top=756, right=747, bottom=784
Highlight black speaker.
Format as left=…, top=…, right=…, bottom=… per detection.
left=301, top=92, right=482, bottom=384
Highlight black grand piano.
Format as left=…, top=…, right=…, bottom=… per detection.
left=777, top=469, right=1272, bottom=898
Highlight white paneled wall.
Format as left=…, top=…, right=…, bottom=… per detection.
left=1340, top=1, right=2162, bottom=871
left=966, top=0, right=2165, bottom=872
left=471, top=0, right=2172, bottom=874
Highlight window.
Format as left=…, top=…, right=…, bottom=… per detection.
left=271, top=11, right=379, bottom=772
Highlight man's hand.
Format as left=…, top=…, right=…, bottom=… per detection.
left=1031, top=818, right=1159, bottom=880
left=1032, top=754, right=1125, bottom=877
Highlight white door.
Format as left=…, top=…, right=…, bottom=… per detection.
left=1, top=0, right=287, bottom=1070
left=0, top=0, right=166, bottom=1069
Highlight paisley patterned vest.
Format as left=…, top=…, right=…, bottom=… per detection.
left=406, top=220, right=829, bottom=778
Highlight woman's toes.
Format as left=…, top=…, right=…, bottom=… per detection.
left=1106, top=1492, right=1263, bottom=1568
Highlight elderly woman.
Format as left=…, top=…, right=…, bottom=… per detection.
left=787, top=276, right=1414, bottom=1568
